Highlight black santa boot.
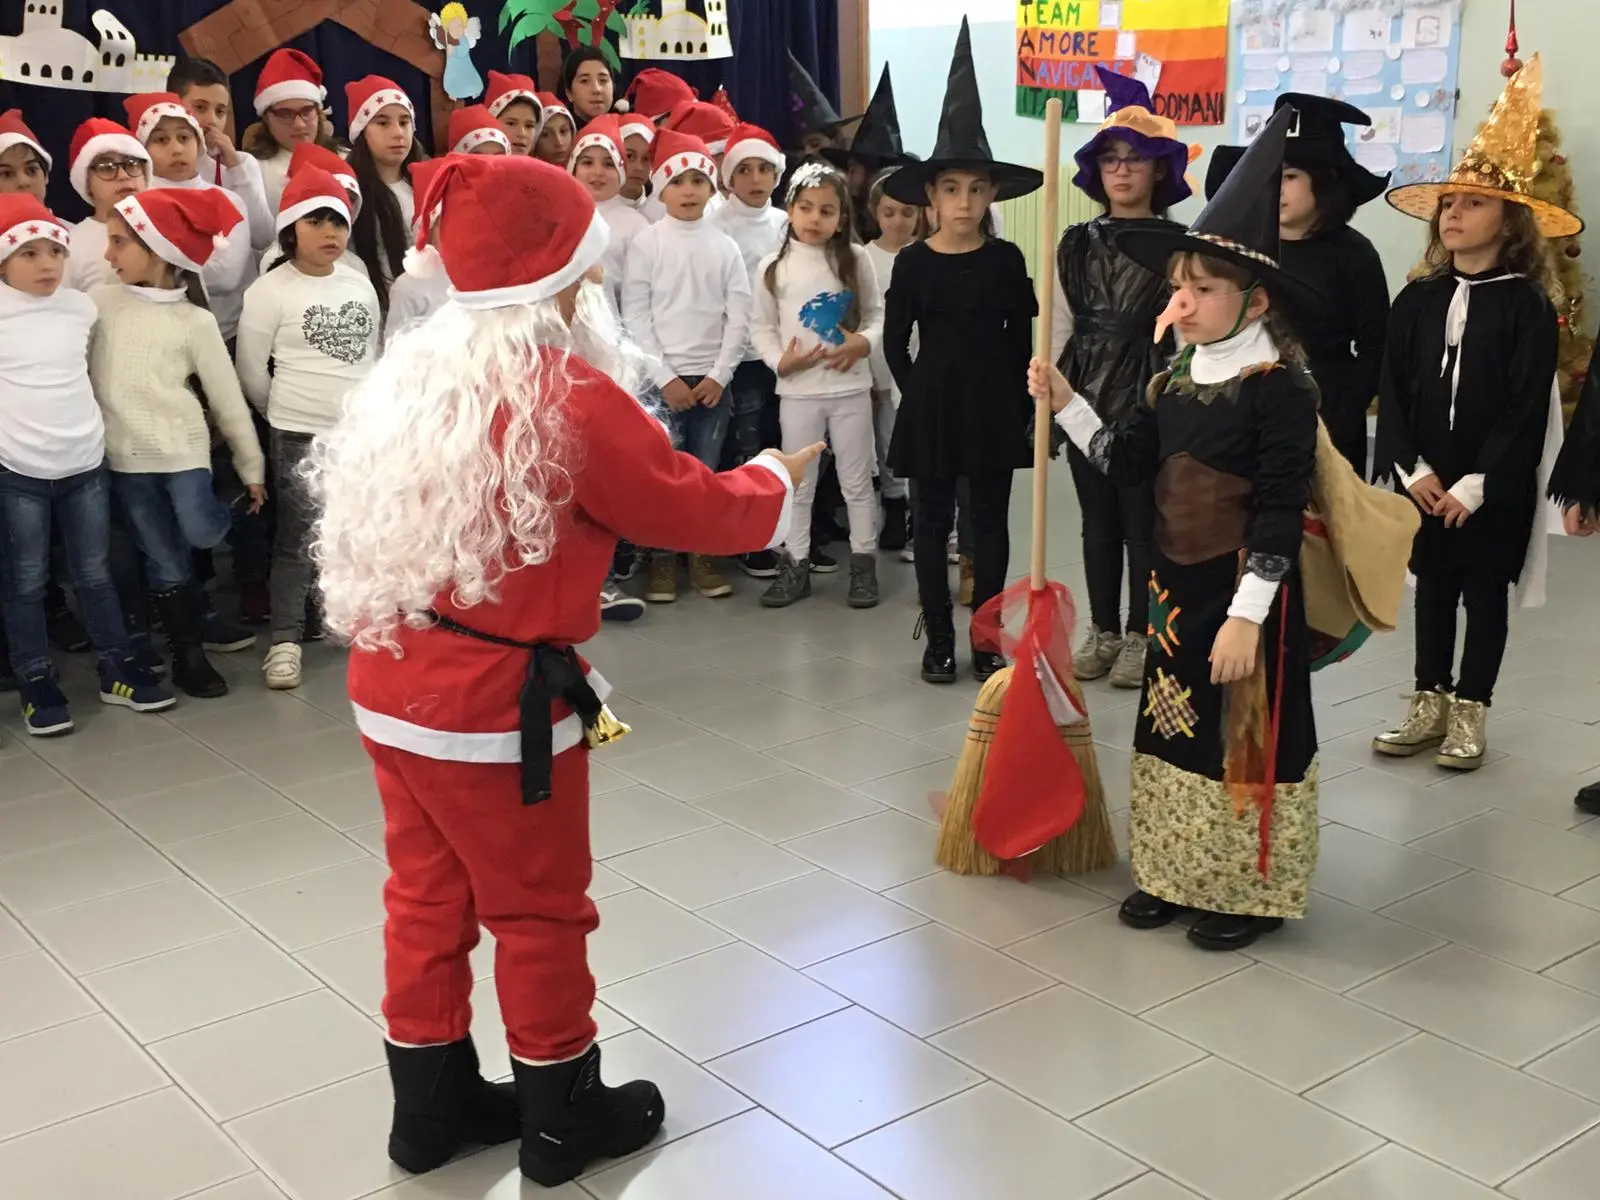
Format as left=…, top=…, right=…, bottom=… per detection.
left=513, top=1043, right=664, bottom=1186
left=149, top=581, right=228, bottom=699
left=386, top=1038, right=521, bottom=1175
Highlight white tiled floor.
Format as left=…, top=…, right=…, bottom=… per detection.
left=4, top=483, right=1600, bottom=1200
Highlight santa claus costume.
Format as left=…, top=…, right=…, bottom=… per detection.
left=310, top=154, right=800, bottom=1185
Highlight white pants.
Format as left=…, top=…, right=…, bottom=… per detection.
left=873, top=390, right=907, bottom=501
left=781, top=389, right=878, bottom=563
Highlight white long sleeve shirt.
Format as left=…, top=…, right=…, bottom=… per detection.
left=750, top=240, right=883, bottom=399
left=235, top=262, right=381, bottom=434
left=66, top=217, right=116, bottom=293
left=152, top=173, right=258, bottom=342
left=214, top=153, right=275, bottom=253
left=621, top=214, right=751, bottom=389
left=714, top=195, right=788, bottom=363
left=596, top=195, right=651, bottom=308
left=0, top=283, right=104, bottom=479
left=863, top=240, right=918, bottom=402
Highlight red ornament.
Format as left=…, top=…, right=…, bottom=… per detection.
left=1502, top=0, right=1523, bottom=77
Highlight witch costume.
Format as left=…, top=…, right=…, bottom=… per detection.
left=881, top=17, right=1041, bottom=685
left=1373, top=55, right=1573, bottom=770
left=787, top=52, right=862, bottom=151
left=824, top=64, right=914, bottom=239
left=1051, top=107, right=1322, bottom=951
left=1553, top=361, right=1600, bottom=815
left=1052, top=65, right=1197, bottom=682
left=1208, top=95, right=1391, bottom=473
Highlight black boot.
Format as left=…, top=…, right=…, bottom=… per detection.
left=1577, top=782, right=1600, bottom=816
left=916, top=608, right=958, bottom=684
left=150, top=583, right=228, bottom=699
left=1187, top=912, right=1284, bottom=951
left=45, top=588, right=92, bottom=653
left=386, top=1038, right=520, bottom=1175
left=1118, top=890, right=1185, bottom=930
left=879, top=497, right=909, bottom=552
left=971, top=638, right=1007, bottom=684
left=512, top=1042, right=664, bottom=1187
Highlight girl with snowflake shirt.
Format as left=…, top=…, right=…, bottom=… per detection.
left=236, top=169, right=381, bottom=690
left=749, top=161, right=884, bottom=609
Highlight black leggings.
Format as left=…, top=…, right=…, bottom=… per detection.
left=1067, top=443, right=1154, bottom=635
left=1414, top=563, right=1511, bottom=704
left=912, top=474, right=1013, bottom=619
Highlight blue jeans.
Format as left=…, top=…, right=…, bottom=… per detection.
left=667, top=375, right=732, bottom=471
left=723, top=359, right=778, bottom=470
left=111, top=468, right=233, bottom=592
left=0, top=465, right=131, bottom=678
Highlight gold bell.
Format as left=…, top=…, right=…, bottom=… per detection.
left=585, top=704, right=632, bottom=750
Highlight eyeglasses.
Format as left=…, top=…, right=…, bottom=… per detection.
left=268, top=103, right=321, bottom=126
left=89, top=158, right=148, bottom=180
left=1097, top=152, right=1151, bottom=172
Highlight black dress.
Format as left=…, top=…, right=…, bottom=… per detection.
left=1551, top=356, right=1600, bottom=520
left=884, top=238, right=1037, bottom=480
left=1375, top=269, right=1558, bottom=582
left=1276, top=227, right=1390, bottom=472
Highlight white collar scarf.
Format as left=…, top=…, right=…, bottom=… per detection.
left=1189, top=319, right=1279, bottom=386
left=1442, top=270, right=1519, bottom=427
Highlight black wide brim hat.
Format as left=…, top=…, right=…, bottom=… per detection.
left=883, top=158, right=1044, bottom=205
left=1208, top=93, right=1389, bottom=206
left=822, top=65, right=913, bottom=175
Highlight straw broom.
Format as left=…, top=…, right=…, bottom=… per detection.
left=935, top=98, right=1118, bottom=879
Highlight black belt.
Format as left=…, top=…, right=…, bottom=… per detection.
left=425, top=611, right=611, bottom=805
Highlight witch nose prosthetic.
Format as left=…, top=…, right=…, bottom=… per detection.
left=1153, top=287, right=1196, bottom=343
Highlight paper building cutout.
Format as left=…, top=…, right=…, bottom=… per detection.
left=622, top=0, right=731, bottom=62
left=0, top=4, right=175, bottom=94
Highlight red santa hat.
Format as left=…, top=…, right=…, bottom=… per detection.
left=0, top=194, right=70, bottom=264
left=411, top=156, right=608, bottom=309
left=485, top=71, right=541, bottom=121
left=115, top=186, right=243, bottom=273
left=289, top=142, right=360, bottom=212
left=254, top=49, right=327, bottom=116
left=276, top=166, right=352, bottom=233
left=67, top=118, right=148, bottom=202
left=660, top=100, right=736, bottom=156
left=123, top=93, right=203, bottom=147
left=448, top=105, right=511, bottom=156
left=649, top=130, right=717, bottom=196
left=622, top=69, right=696, bottom=120
left=402, top=158, right=450, bottom=278
left=0, top=109, right=51, bottom=172
left=536, top=93, right=574, bottom=131
left=346, top=76, right=413, bottom=143
left=720, top=123, right=785, bottom=187
left=618, top=113, right=656, bottom=146
left=569, top=115, right=625, bottom=175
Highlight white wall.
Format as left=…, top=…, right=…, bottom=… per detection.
left=870, top=0, right=1597, bottom=316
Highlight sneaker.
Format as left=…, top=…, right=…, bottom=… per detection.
left=690, top=555, right=733, bottom=598
left=809, top=549, right=839, bottom=574
left=1436, top=697, right=1487, bottom=771
left=238, top=579, right=271, bottom=625
left=1108, top=631, right=1148, bottom=689
left=202, top=608, right=258, bottom=653
left=1073, top=625, right=1123, bottom=681
left=264, top=641, right=303, bottom=690
left=847, top=553, right=879, bottom=609
left=1372, top=689, right=1451, bottom=757
left=611, top=542, right=640, bottom=582
left=946, top=531, right=959, bottom=565
left=600, top=587, right=646, bottom=622
left=644, top=554, right=678, bottom=603
left=899, top=545, right=915, bottom=564
left=760, top=553, right=812, bottom=608
left=19, top=674, right=72, bottom=736
left=738, top=550, right=780, bottom=578
left=956, top=555, right=975, bottom=608
left=98, top=657, right=176, bottom=713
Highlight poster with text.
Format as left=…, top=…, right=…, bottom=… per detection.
left=1015, top=0, right=1231, bottom=125
left=1230, top=3, right=1462, bottom=187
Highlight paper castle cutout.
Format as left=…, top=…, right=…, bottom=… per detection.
left=0, top=5, right=175, bottom=94
left=622, top=0, right=731, bottom=62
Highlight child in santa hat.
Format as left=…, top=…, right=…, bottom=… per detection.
left=534, top=93, right=576, bottom=167
left=261, top=142, right=367, bottom=277
left=642, top=100, right=734, bottom=222
left=91, top=187, right=267, bottom=699
left=345, top=76, right=428, bottom=315
left=166, top=57, right=275, bottom=253
left=561, top=47, right=618, bottom=123
left=569, top=115, right=647, bottom=307
left=485, top=71, right=542, bottom=155
left=0, top=195, right=176, bottom=734
left=618, top=113, right=656, bottom=211
left=64, top=119, right=152, bottom=292
left=243, top=49, right=337, bottom=213
left=448, top=105, right=511, bottom=157
left=0, top=110, right=49, bottom=200
left=621, top=68, right=696, bottom=123
left=622, top=131, right=753, bottom=603
left=384, top=160, right=452, bottom=348
left=238, top=168, right=381, bottom=689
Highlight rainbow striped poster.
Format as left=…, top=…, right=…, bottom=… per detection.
left=1015, top=0, right=1231, bottom=125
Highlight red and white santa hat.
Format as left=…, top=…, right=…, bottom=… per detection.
left=569, top=115, right=625, bottom=175
left=0, top=109, right=51, bottom=172
left=622, top=69, right=696, bottom=120
left=649, top=130, right=717, bottom=196
left=448, top=105, right=511, bottom=156
left=67, top=117, right=148, bottom=202
left=276, top=166, right=352, bottom=234
left=401, top=158, right=450, bottom=276
left=409, top=156, right=608, bottom=309
left=114, top=186, right=243, bottom=273
left=345, top=76, right=413, bottom=143
left=618, top=112, right=656, bottom=147
left=485, top=70, right=541, bottom=121
left=660, top=100, right=736, bottom=156
left=536, top=92, right=574, bottom=130
left=123, top=93, right=203, bottom=147
left=720, top=123, right=785, bottom=187
left=288, top=142, right=360, bottom=212
left=254, top=49, right=326, bottom=116
left=0, top=194, right=69, bottom=264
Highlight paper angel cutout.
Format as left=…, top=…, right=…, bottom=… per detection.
left=431, top=4, right=485, bottom=100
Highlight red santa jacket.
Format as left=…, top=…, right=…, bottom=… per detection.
left=349, top=355, right=792, bottom=762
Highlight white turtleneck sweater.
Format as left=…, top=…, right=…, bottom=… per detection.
left=621, top=213, right=751, bottom=389
left=0, top=283, right=104, bottom=479
left=66, top=217, right=116, bottom=293
left=151, top=173, right=258, bottom=342
left=750, top=239, right=884, bottom=399
left=596, top=195, right=651, bottom=307
left=714, top=195, right=788, bottom=363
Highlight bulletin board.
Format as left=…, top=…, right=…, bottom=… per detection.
left=1231, top=2, right=1463, bottom=186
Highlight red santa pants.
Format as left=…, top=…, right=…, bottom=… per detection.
left=364, top=738, right=599, bottom=1063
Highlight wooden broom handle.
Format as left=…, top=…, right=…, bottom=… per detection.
left=1030, top=98, right=1064, bottom=590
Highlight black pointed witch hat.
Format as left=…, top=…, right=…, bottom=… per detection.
left=882, top=18, right=1043, bottom=205
left=822, top=65, right=910, bottom=171
left=1205, top=93, right=1389, bottom=205
left=788, top=52, right=864, bottom=142
left=1114, top=106, right=1324, bottom=310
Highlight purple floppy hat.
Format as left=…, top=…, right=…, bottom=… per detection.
left=1071, top=65, right=1198, bottom=211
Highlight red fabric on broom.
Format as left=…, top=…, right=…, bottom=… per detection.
left=970, top=581, right=1089, bottom=861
